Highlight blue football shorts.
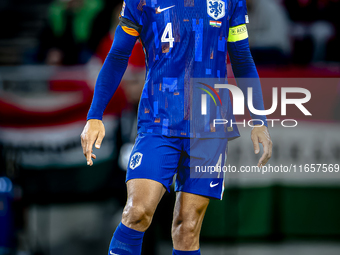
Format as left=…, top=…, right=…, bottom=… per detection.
left=126, top=133, right=228, bottom=200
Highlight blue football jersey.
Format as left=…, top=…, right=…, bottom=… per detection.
left=119, top=0, right=249, bottom=139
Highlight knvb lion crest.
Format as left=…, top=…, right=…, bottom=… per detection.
left=129, top=152, right=143, bottom=170
left=207, top=0, right=225, bottom=20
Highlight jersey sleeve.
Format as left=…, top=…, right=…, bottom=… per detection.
left=119, top=0, right=144, bottom=37
left=229, top=0, right=248, bottom=27
left=228, top=0, right=249, bottom=43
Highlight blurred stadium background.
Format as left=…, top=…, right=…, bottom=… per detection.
left=0, top=0, right=340, bottom=254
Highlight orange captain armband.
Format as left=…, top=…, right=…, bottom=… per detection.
left=121, top=26, right=140, bottom=37
left=119, top=16, right=142, bottom=37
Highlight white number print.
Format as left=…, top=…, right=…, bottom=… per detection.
left=161, top=22, right=174, bottom=48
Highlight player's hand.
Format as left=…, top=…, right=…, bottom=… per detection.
left=251, top=125, right=272, bottom=167
left=80, top=119, right=105, bottom=166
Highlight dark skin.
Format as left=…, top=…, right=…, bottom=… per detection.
left=80, top=119, right=272, bottom=250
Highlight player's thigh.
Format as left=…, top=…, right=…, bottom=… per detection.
left=125, top=178, right=166, bottom=216
left=122, top=179, right=166, bottom=231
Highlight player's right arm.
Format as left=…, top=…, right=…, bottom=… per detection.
left=81, top=9, right=142, bottom=166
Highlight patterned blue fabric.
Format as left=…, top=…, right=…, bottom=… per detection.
left=122, top=0, right=250, bottom=138
left=88, top=0, right=267, bottom=138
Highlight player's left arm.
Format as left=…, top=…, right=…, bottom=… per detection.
left=227, top=24, right=272, bottom=167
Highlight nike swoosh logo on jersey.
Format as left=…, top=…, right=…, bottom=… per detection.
left=210, top=181, right=219, bottom=188
left=156, top=5, right=175, bottom=14
left=110, top=251, right=119, bottom=255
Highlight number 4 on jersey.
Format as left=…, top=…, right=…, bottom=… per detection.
left=161, top=23, right=174, bottom=48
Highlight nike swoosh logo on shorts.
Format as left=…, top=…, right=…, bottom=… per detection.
left=210, top=181, right=219, bottom=188
left=156, top=5, right=175, bottom=13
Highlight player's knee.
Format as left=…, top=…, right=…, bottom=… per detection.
left=172, top=203, right=208, bottom=238
left=122, top=203, right=153, bottom=230
left=172, top=213, right=200, bottom=237
left=173, top=219, right=197, bottom=236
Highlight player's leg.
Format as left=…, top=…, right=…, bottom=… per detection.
left=172, top=192, right=209, bottom=254
left=171, top=138, right=229, bottom=254
left=122, top=178, right=166, bottom=231
left=108, top=133, right=181, bottom=255
left=108, top=179, right=166, bottom=255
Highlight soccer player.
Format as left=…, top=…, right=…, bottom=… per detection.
left=81, top=0, right=272, bottom=254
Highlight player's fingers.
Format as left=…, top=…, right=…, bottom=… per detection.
left=251, top=134, right=260, bottom=154
left=85, top=137, right=95, bottom=166
left=95, top=131, right=105, bottom=149
left=86, top=154, right=93, bottom=166
left=258, top=140, right=270, bottom=167
left=91, top=153, right=96, bottom=159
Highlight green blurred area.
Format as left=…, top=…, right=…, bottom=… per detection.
left=202, top=186, right=340, bottom=240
